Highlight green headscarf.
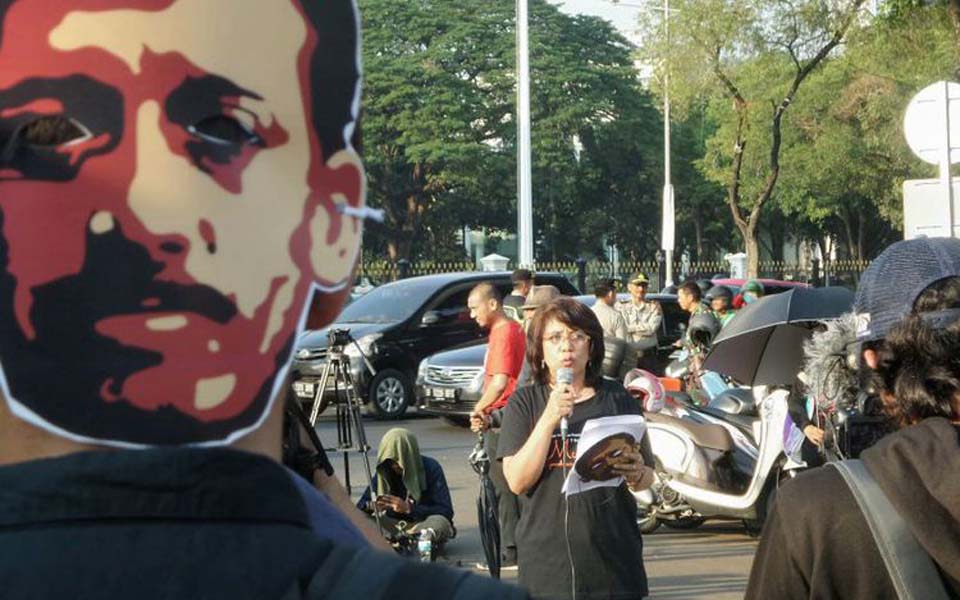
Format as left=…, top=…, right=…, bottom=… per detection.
left=375, top=428, right=428, bottom=503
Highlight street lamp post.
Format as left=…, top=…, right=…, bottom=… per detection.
left=609, top=0, right=675, bottom=287
left=662, top=0, right=674, bottom=287
left=517, top=0, right=534, bottom=268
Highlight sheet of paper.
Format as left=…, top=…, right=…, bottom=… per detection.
left=562, top=414, right=647, bottom=497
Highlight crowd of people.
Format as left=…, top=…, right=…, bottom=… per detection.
left=458, top=254, right=960, bottom=599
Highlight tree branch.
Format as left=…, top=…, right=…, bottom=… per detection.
left=752, top=0, right=867, bottom=229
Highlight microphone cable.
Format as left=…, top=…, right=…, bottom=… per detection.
left=561, top=414, right=576, bottom=600
left=556, top=367, right=577, bottom=599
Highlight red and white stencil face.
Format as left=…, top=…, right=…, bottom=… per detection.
left=0, top=0, right=364, bottom=445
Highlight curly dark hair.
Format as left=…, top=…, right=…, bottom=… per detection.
left=868, top=277, right=960, bottom=426
left=526, top=297, right=605, bottom=387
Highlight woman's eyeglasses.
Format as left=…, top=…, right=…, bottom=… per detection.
left=544, top=331, right=590, bottom=346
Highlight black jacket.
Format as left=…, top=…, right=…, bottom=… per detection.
left=358, top=455, right=454, bottom=522
left=746, top=418, right=960, bottom=599
left=0, top=447, right=523, bottom=600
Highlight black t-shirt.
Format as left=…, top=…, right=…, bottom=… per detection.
left=498, top=379, right=654, bottom=600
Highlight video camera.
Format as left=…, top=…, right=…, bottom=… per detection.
left=803, top=314, right=894, bottom=459
left=327, top=327, right=353, bottom=348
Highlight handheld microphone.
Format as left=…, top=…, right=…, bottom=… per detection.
left=557, top=367, right=573, bottom=436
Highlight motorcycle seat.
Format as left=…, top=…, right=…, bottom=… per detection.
left=647, top=412, right=734, bottom=452
left=699, top=406, right=756, bottom=440
left=707, top=387, right=759, bottom=417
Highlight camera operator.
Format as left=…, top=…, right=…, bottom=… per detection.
left=283, top=394, right=392, bottom=551
left=746, top=237, right=960, bottom=599
left=357, top=428, right=456, bottom=552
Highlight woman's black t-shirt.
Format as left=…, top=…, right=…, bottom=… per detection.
left=498, top=379, right=654, bottom=600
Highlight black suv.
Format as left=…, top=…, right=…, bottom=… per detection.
left=416, top=293, right=687, bottom=424
left=290, top=271, right=579, bottom=419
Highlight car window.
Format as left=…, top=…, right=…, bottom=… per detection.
left=535, top=275, right=580, bottom=295
left=425, top=286, right=474, bottom=325
left=336, top=278, right=439, bottom=324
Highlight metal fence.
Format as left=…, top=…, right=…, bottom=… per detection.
left=358, top=257, right=871, bottom=292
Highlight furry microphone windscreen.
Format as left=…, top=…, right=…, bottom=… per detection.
left=802, top=312, right=860, bottom=413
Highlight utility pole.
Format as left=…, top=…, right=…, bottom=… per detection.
left=517, top=0, right=534, bottom=268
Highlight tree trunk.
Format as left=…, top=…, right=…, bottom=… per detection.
left=839, top=208, right=856, bottom=260
left=856, top=210, right=865, bottom=262
left=745, top=226, right=761, bottom=279
left=694, top=215, right=704, bottom=262
left=387, top=239, right=398, bottom=262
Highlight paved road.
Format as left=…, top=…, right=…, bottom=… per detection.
left=316, top=410, right=757, bottom=599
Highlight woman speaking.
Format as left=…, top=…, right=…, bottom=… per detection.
left=499, top=297, right=655, bottom=599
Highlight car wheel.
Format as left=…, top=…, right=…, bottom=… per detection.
left=443, top=416, right=471, bottom=428
left=368, top=369, right=412, bottom=420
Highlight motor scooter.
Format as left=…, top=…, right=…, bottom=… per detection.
left=663, top=348, right=736, bottom=405
left=633, top=386, right=806, bottom=534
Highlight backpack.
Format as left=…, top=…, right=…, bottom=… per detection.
left=830, top=460, right=949, bottom=600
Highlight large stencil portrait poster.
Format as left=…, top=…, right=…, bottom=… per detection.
left=0, top=0, right=365, bottom=446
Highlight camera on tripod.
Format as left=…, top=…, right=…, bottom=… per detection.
left=327, top=327, right=353, bottom=349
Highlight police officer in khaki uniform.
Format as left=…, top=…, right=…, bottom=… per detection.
left=617, top=273, right=663, bottom=351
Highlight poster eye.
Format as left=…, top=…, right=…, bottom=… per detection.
left=188, top=115, right=260, bottom=147
left=20, top=115, right=91, bottom=148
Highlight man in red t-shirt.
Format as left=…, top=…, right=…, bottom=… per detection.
left=469, top=284, right=526, bottom=417
left=467, top=282, right=525, bottom=569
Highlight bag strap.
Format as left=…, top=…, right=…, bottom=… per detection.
left=830, top=460, right=949, bottom=600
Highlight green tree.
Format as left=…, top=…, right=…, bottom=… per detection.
left=359, top=1, right=516, bottom=261
left=777, top=4, right=955, bottom=260
left=637, top=0, right=867, bottom=277
left=359, top=0, right=661, bottom=264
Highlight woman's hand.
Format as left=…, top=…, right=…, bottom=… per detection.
left=612, top=450, right=655, bottom=491
left=375, top=494, right=412, bottom=514
left=803, top=425, right=825, bottom=446
left=543, top=383, right=576, bottom=427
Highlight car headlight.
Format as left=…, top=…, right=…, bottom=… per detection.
left=343, top=333, right=381, bottom=359
left=417, top=359, right=429, bottom=384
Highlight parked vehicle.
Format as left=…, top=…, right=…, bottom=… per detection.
left=632, top=383, right=805, bottom=534
left=709, top=278, right=810, bottom=297
left=290, top=272, right=579, bottom=419
left=416, top=294, right=688, bottom=424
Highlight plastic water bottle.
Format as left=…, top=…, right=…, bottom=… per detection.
left=417, top=528, right=434, bottom=562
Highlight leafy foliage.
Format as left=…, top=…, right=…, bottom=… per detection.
left=359, top=0, right=662, bottom=262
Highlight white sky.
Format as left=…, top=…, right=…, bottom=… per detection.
left=552, top=0, right=645, bottom=43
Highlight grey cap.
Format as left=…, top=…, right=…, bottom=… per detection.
left=522, top=285, right=561, bottom=310
left=854, top=237, right=960, bottom=342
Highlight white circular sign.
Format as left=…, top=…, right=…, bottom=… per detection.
left=903, top=81, right=960, bottom=165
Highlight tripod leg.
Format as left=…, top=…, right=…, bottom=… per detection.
left=338, top=361, right=385, bottom=539
left=308, top=360, right=335, bottom=427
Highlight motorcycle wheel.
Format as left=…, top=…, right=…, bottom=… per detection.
left=663, top=516, right=706, bottom=530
